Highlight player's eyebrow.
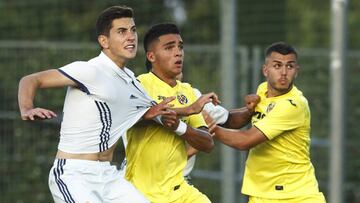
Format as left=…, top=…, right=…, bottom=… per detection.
left=115, top=25, right=136, bottom=32
left=272, top=60, right=296, bottom=64
left=162, top=41, right=176, bottom=47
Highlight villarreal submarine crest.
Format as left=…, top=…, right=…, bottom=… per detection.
left=177, top=93, right=188, bottom=105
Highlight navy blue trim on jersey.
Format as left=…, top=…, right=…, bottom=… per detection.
left=95, top=101, right=112, bottom=152
left=53, top=159, right=75, bottom=203
left=131, top=81, right=146, bottom=95
left=58, top=69, right=90, bottom=95
left=120, top=69, right=147, bottom=96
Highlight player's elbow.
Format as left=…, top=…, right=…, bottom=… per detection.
left=20, top=74, right=39, bottom=88
left=233, top=140, right=252, bottom=151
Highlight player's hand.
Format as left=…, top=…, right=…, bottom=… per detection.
left=161, top=110, right=179, bottom=130
left=189, top=92, right=221, bottom=114
left=244, top=94, right=260, bottom=113
left=143, top=96, right=176, bottom=120
left=21, top=107, right=57, bottom=121
left=202, top=111, right=216, bottom=137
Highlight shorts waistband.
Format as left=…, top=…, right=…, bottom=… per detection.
left=54, top=158, right=112, bottom=167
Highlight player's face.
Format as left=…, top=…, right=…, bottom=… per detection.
left=263, top=52, right=299, bottom=96
left=150, top=34, right=184, bottom=78
left=101, top=18, right=138, bottom=66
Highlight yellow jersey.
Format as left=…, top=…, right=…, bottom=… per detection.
left=242, top=82, right=321, bottom=199
left=125, top=72, right=207, bottom=202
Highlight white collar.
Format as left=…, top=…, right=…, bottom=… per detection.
left=98, top=52, right=134, bottom=83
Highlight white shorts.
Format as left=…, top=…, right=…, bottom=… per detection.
left=48, top=159, right=149, bottom=203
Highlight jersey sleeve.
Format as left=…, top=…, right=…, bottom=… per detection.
left=253, top=99, right=305, bottom=140
left=192, top=88, right=229, bottom=125
left=58, top=61, right=98, bottom=94
left=204, top=104, right=229, bottom=125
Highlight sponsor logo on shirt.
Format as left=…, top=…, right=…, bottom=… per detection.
left=158, top=95, right=167, bottom=101
left=253, top=111, right=265, bottom=121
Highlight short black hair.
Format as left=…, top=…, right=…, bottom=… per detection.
left=143, top=23, right=180, bottom=71
left=265, top=41, right=298, bottom=59
left=96, top=5, right=134, bottom=37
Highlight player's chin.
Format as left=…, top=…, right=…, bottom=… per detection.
left=277, top=84, right=291, bottom=92
left=171, top=67, right=181, bottom=75
left=126, top=53, right=137, bottom=59
left=124, top=50, right=137, bottom=59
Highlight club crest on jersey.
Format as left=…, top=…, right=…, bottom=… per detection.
left=177, top=94, right=188, bottom=104
left=266, top=102, right=275, bottom=113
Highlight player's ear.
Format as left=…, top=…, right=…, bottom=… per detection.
left=294, top=65, right=300, bottom=78
left=262, top=64, right=268, bottom=77
left=147, top=51, right=155, bottom=63
left=98, top=35, right=109, bottom=49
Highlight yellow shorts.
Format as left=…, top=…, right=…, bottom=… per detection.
left=248, top=193, right=326, bottom=203
left=169, top=181, right=211, bottom=203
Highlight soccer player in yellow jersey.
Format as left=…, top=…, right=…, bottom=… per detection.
left=211, top=42, right=326, bottom=203
left=125, top=23, right=215, bottom=202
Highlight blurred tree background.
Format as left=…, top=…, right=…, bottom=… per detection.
left=1, top=0, right=359, bottom=202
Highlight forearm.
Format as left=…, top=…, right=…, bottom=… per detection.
left=222, top=107, right=253, bottom=129
left=18, top=69, right=71, bottom=113
left=171, top=106, right=195, bottom=117
left=213, top=126, right=249, bottom=150
left=181, top=127, right=214, bottom=153
left=18, top=75, right=38, bottom=113
left=213, top=125, right=267, bottom=150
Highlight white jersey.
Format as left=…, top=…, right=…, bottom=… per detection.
left=193, top=88, right=229, bottom=125
left=57, top=52, right=154, bottom=153
left=183, top=88, right=229, bottom=176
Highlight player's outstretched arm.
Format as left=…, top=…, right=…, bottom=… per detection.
left=142, top=96, right=176, bottom=120
left=185, top=111, right=216, bottom=157
left=173, top=92, right=220, bottom=116
left=18, top=69, right=76, bottom=121
left=222, top=94, right=260, bottom=129
left=212, top=125, right=267, bottom=150
left=181, top=126, right=214, bottom=153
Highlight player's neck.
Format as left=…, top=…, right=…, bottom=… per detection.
left=151, top=70, right=177, bottom=87
left=102, top=50, right=126, bottom=69
left=266, top=85, right=292, bottom=98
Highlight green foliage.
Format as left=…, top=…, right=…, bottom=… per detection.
left=237, top=0, right=287, bottom=46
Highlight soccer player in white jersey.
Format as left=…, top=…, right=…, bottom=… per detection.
left=211, top=42, right=326, bottom=202
left=17, top=6, right=178, bottom=203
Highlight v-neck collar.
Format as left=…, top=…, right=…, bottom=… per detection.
left=99, top=52, right=134, bottom=84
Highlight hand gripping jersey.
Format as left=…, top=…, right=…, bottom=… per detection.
left=242, top=82, right=322, bottom=199
left=57, top=52, right=154, bottom=153
left=125, top=72, right=207, bottom=202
